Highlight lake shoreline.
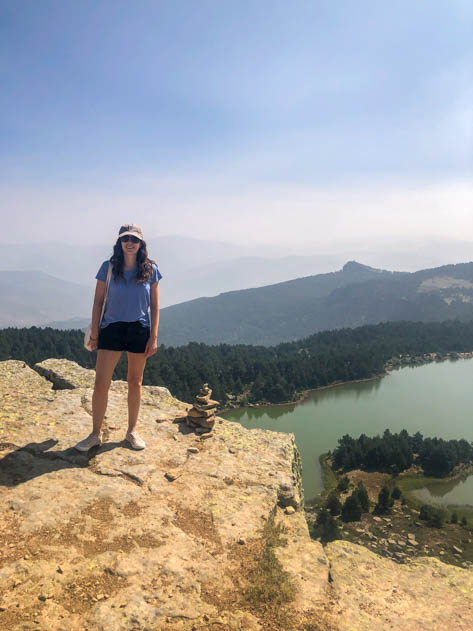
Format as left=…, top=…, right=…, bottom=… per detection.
left=222, top=374, right=385, bottom=413
left=294, top=374, right=384, bottom=405
left=222, top=351, right=473, bottom=413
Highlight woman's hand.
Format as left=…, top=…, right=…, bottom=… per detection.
left=89, top=335, right=99, bottom=351
left=144, top=337, right=158, bottom=358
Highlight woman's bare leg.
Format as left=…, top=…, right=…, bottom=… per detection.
left=92, top=350, right=122, bottom=435
left=126, top=352, right=147, bottom=434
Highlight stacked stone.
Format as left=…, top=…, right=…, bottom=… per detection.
left=186, top=383, right=219, bottom=433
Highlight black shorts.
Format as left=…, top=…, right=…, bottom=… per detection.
left=98, top=321, right=150, bottom=354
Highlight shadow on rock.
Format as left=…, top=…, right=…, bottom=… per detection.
left=174, top=419, right=195, bottom=436
left=0, top=438, right=122, bottom=487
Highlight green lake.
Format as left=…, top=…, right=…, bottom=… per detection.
left=222, top=359, right=473, bottom=506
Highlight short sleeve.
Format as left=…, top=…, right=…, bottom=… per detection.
left=96, top=261, right=109, bottom=282
left=151, top=264, right=163, bottom=285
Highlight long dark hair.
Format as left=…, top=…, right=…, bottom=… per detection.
left=110, top=238, right=156, bottom=283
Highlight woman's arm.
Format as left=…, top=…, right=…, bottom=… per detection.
left=145, top=282, right=159, bottom=358
left=89, top=280, right=106, bottom=349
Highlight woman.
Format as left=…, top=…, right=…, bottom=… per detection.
left=75, top=223, right=162, bottom=452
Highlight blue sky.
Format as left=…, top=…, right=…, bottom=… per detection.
left=1, top=0, right=472, bottom=247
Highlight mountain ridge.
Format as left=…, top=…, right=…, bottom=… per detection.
left=4, top=236, right=473, bottom=309
left=0, top=270, right=91, bottom=327
left=158, top=260, right=473, bottom=346
left=4, top=260, right=473, bottom=345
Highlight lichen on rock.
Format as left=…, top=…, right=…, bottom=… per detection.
left=34, top=358, right=97, bottom=389
left=325, top=539, right=473, bottom=630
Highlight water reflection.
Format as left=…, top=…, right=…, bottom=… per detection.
left=298, top=377, right=383, bottom=408
left=414, top=474, right=473, bottom=507
left=420, top=474, right=471, bottom=498
left=240, top=403, right=297, bottom=422
left=232, top=376, right=385, bottom=421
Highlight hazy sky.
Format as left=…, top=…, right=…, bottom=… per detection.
left=1, top=0, right=472, bottom=248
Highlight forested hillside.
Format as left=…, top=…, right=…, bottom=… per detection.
left=159, top=261, right=473, bottom=346
left=1, top=320, right=473, bottom=405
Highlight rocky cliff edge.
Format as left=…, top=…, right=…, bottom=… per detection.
left=0, top=359, right=472, bottom=631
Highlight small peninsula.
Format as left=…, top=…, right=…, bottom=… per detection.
left=308, top=429, right=473, bottom=571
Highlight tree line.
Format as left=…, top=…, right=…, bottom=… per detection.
left=332, top=429, right=473, bottom=477
left=1, top=319, right=473, bottom=405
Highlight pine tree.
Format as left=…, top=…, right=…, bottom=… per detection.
left=337, top=476, right=350, bottom=492
left=374, top=486, right=393, bottom=515
left=355, top=482, right=370, bottom=512
left=420, top=504, right=445, bottom=528
left=341, top=494, right=362, bottom=522
left=391, top=486, right=402, bottom=500
left=325, top=492, right=342, bottom=516
left=312, top=509, right=340, bottom=543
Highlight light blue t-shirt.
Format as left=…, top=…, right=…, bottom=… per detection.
left=96, top=261, right=162, bottom=328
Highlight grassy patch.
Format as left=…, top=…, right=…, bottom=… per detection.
left=319, top=453, right=338, bottom=495
left=210, top=512, right=330, bottom=631
left=244, top=518, right=296, bottom=610
left=242, top=517, right=331, bottom=630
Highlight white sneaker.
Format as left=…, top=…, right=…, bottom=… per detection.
left=126, top=432, right=146, bottom=450
left=74, top=432, right=103, bottom=452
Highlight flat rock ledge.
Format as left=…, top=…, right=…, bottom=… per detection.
left=0, top=359, right=472, bottom=631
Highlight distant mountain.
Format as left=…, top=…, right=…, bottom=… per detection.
left=0, top=251, right=343, bottom=329
left=6, top=260, right=473, bottom=346
left=0, top=271, right=91, bottom=327
left=44, top=317, right=90, bottom=330
left=158, top=261, right=401, bottom=345
left=4, top=236, right=473, bottom=309
left=0, top=237, right=342, bottom=307
left=169, top=253, right=344, bottom=304
left=0, top=244, right=105, bottom=288
left=158, top=261, right=473, bottom=346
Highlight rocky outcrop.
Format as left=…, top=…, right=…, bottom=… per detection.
left=0, top=360, right=313, bottom=631
left=1, top=359, right=473, bottom=631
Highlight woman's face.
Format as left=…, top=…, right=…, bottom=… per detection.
left=120, top=235, right=141, bottom=257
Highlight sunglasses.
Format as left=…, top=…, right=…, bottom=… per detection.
left=121, top=235, right=141, bottom=244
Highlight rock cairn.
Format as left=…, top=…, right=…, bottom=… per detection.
left=186, top=383, right=219, bottom=433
